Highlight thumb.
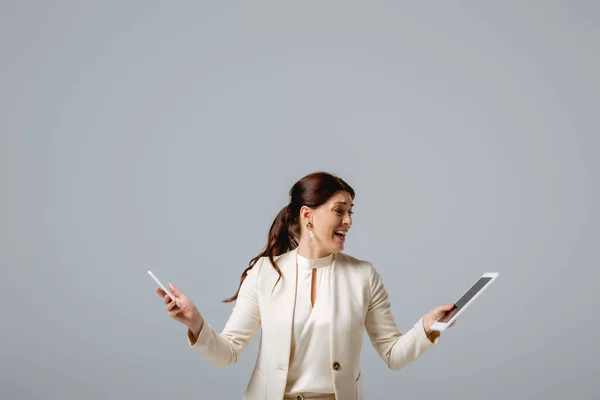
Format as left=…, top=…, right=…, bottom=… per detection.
left=168, top=282, right=182, bottom=297
left=437, top=304, right=456, bottom=313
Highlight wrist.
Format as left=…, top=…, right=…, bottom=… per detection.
left=189, top=312, right=204, bottom=336
left=423, top=317, right=440, bottom=342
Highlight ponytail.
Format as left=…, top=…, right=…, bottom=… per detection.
left=222, top=204, right=297, bottom=303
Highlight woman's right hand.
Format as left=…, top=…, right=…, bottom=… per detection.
left=156, top=283, right=204, bottom=336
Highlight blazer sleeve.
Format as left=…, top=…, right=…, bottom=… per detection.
left=186, top=257, right=264, bottom=368
left=364, top=264, right=437, bottom=370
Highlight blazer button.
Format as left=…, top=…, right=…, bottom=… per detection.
left=332, top=362, right=341, bottom=371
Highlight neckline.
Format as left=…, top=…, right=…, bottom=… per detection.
left=296, top=252, right=333, bottom=269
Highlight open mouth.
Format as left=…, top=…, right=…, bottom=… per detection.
left=334, top=231, right=347, bottom=241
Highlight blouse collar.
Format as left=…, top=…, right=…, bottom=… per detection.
left=297, top=252, right=333, bottom=269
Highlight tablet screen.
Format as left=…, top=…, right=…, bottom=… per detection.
left=437, top=276, right=493, bottom=323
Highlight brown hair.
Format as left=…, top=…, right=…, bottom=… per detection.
left=223, top=171, right=355, bottom=303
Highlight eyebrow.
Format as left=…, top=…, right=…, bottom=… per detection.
left=334, top=201, right=354, bottom=206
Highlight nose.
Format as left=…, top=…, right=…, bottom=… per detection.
left=343, top=212, right=352, bottom=226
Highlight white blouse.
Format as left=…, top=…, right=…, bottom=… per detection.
left=284, top=252, right=335, bottom=396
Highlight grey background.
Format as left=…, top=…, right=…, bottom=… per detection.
left=1, top=1, right=598, bottom=399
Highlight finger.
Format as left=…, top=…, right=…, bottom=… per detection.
left=166, top=300, right=179, bottom=312
left=164, top=294, right=171, bottom=304
left=156, top=287, right=167, bottom=297
left=168, top=308, right=182, bottom=317
left=439, top=304, right=456, bottom=311
left=168, top=283, right=181, bottom=297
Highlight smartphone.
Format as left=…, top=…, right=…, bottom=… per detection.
left=147, top=270, right=180, bottom=307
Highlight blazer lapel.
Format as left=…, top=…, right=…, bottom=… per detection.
left=271, top=248, right=298, bottom=372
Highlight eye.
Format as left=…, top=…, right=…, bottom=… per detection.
left=334, top=208, right=354, bottom=216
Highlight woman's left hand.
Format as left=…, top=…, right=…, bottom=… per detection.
left=422, top=304, right=457, bottom=341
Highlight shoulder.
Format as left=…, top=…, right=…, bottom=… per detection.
left=336, top=251, right=388, bottom=285
left=253, top=250, right=295, bottom=283
left=335, top=252, right=378, bottom=278
left=244, top=255, right=270, bottom=282
left=336, top=251, right=373, bottom=268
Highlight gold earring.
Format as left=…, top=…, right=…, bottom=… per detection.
left=307, top=222, right=315, bottom=238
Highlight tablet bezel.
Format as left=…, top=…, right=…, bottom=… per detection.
left=430, top=272, right=498, bottom=332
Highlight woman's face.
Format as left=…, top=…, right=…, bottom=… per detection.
left=303, top=190, right=354, bottom=254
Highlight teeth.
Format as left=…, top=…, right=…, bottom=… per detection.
left=335, top=231, right=346, bottom=236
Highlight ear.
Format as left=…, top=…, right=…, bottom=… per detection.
left=299, top=206, right=312, bottom=223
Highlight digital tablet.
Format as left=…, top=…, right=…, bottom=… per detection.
left=430, top=272, right=499, bottom=332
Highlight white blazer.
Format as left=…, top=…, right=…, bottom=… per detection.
left=188, top=248, right=437, bottom=399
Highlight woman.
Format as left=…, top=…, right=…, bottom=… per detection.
left=155, top=171, right=455, bottom=400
